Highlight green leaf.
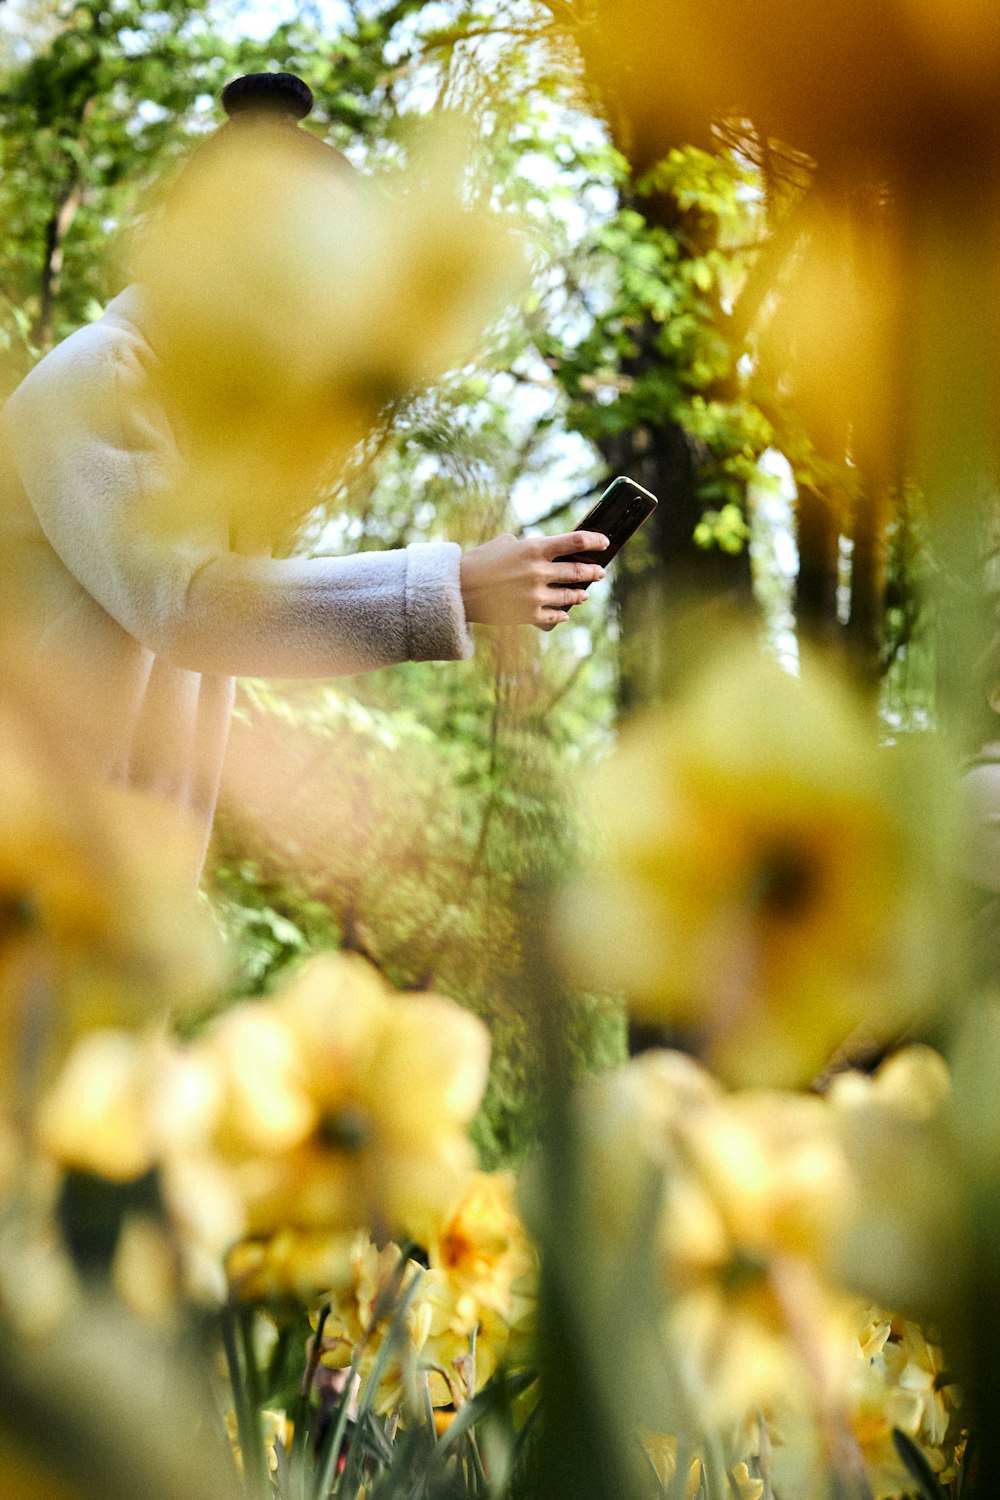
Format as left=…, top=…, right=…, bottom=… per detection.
left=892, top=1429, right=948, bottom=1500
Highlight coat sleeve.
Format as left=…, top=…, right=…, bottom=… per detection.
left=1, top=316, right=474, bottom=678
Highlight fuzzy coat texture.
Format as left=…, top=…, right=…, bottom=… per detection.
left=0, top=288, right=473, bottom=868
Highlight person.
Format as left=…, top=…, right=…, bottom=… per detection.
left=0, top=73, right=607, bottom=877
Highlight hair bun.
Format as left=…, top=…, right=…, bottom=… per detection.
left=221, top=73, right=314, bottom=123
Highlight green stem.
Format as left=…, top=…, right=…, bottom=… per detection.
left=290, top=1305, right=330, bottom=1500
left=222, top=1305, right=268, bottom=1497
left=311, top=1359, right=361, bottom=1500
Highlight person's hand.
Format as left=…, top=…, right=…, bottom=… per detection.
left=460, top=531, right=609, bottom=630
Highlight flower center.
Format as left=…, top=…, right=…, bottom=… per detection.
left=719, top=1249, right=769, bottom=1294
left=316, top=1106, right=371, bottom=1154
left=752, top=845, right=818, bottom=919
left=0, top=891, right=37, bottom=939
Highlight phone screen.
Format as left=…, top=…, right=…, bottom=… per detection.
left=555, top=476, right=658, bottom=566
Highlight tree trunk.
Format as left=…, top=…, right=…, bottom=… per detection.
left=794, top=482, right=842, bottom=650
left=33, top=177, right=85, bottom=352
left=844, top=476, right=888, bottom=684
left=600, top=418, right=754, bottom=712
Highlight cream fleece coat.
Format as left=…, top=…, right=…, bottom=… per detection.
left=0, top=288, right=473, bottom=864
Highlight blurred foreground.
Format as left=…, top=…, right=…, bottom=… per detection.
left=5, top=1, right=1000, bottom=1497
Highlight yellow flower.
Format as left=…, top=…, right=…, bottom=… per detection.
left=829, top=1047, right=961, bottom=1317
left=0, top=675, right=117, bottom=1001
left=35, top=1028, right=214, bottom=1183
left=728, top=1461, right=765, bottom=1500
left=828, top=1044, right=951, bottom=1121
left=111, top=1213, right=179, bottom=1325
left=225, top=1228, right=357, bottom=1305
left=317, top=1231, right=430, bottom=1415
left=639, top=1434, right=763, bottom=1500
left=198, top=953, right=490, bottom=1245
left=132, top=117, right=527, bottom=548
left=419, top=1266, right=514, bottom=1404
left=639, top=1430, right=701, bottom=1494
left=428, top=1170, right=538, bottom=1320
left=314, top=1229, right=514, bottom=1414
left=0, top=666, right=222, bottom=1110
left=562, top=0, right=1000, bottom=170
left=556, top=641, right=952, bottom=1085
left=226, top=1406, right=290, bottom=1478
left=848, top=1305, right=962, bottom=1497
left=577, top=1050, right=856, bottom=1426
left=31, top=1025, right=245, bottom=1310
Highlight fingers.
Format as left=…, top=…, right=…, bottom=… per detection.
left=547, top=586, right=590, bottom=608
left=535, top=608, right=569, bottom=631
left=535, top=530, right=610, bottom=560
left=548, top=560, right=606, bottom=585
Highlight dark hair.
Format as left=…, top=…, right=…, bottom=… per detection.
left=221, top=72, right=314, bottom=124
left=211, top=72, right=352, bottom=173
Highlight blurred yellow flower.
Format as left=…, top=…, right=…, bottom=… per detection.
left=828, top=1044, right=951, bottom=1121
left=578, top=1050, right=855, bottom=1426
left=35, top=1029, right=213, bottom=1183
left=225, top=1227, right=357, bottom=1304
left=226, top=1406, right=289, bottom=1479
left=111, top=1213, right=180, bottom=1325
left=556, top=642, right=953, bottom=1085
left=0, top=1440, right=82, bottom=1500
left=829, top=1047, right=962, bottom=1317
left=198, top=953, right=490, bottom=1245
left=0, top=666, right=223, bottom=1112
left=133, top=117, right=527, bottom=546
left=0, top=676, right=116, bottom=1011
left=565, top=0, right=1000, bottom=170
left=638, top=1430, right=700, bottom=1494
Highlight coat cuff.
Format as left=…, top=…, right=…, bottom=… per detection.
left=404, top=541, right=474, bottom=662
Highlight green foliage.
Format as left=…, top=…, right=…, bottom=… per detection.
left=209, top=646, right=624, bottom=1167
left=0, top=0, right=359, bottom=370
left=532, top=138, right=775, bottom=550
left=881, top=487, right=938, bottom=733
left=5, top=0, right=935, bottom=1178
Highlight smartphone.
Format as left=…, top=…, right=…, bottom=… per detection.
left=555, top=475, right=658, bottom=568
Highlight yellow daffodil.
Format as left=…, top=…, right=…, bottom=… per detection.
left=317, top=1231, right=430, bottom=1415
left=829, top=1047, right=962, bottom=1318
left=428, top=1170, right=538, bottom=1321
left=35, top=1029, right=214, bottom=1183
left=847, top=1305, right=962, bottom=1497
left=31, top=1025, right=239, bottom=1311
left=562, top=0, right=1000, bottom=170
left=197, top=953, right=490, bottom=1245
left=418, top=1266, right=516, bottom=1405
left=556, top=641, right=953, bottom=1085
left=133, top=118, right=527, bottom=548
left=314, top=1229, right=517, bottom=1415
left=226, top=1407, right=290, bottom=1479
left=0, top=666, right=222, bottom=1112
left=640, top=1433, right=763, bottom=1500
left=577, top=1050, right=856, bottom=1427
left=828, top=1044, right=951, bottom=1120
left=225, top=1228, right=357, bottom=1305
